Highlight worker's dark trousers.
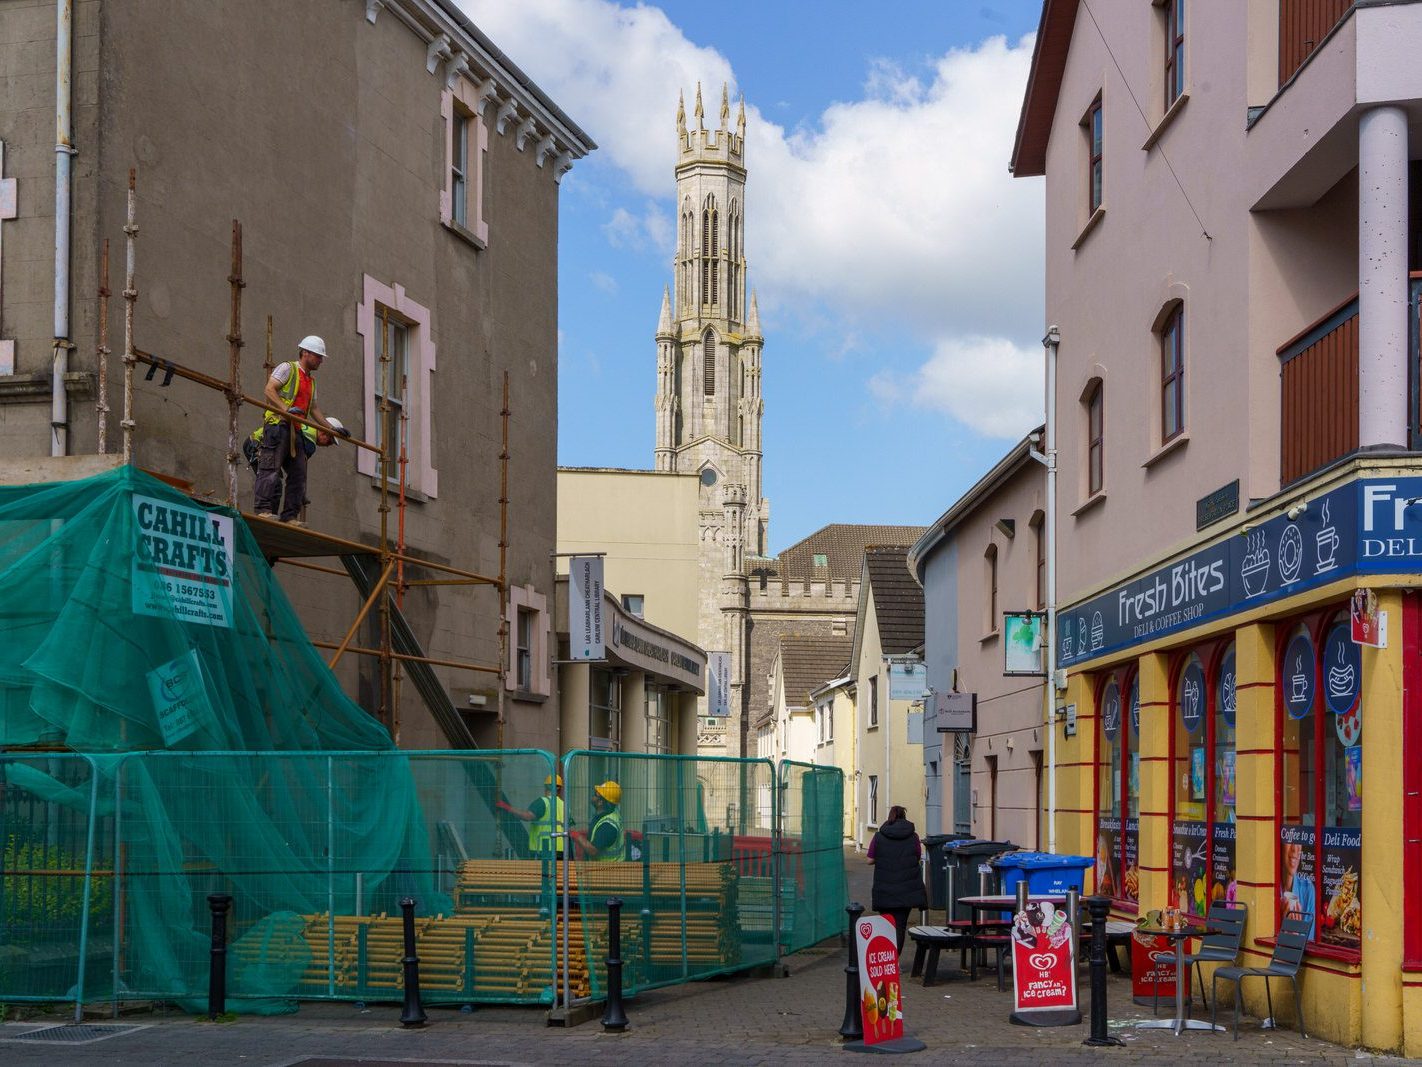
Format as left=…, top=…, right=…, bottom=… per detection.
left=253, top=422, right=307, bottom=521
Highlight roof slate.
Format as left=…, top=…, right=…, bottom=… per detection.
left=777, top=634, right=854, bottom=709
left=864, top=546, right=924, bottom=655
left=773, top=524, right=926, bottom=581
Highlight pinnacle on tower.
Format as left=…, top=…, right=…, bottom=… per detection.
left=720, top=83, right=730, bottom=129
left=677, top=90, right=686, bottom=137
left=694, top=82, right=704, bottom=129
left=737, top=94, right=746, bottom=138
left=747, top=290, right=761, bottom=338
left=657, top=285, right=674, bottom=336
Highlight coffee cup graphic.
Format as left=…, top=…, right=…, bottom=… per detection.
left=1290, top=660, right=1308, bottom=703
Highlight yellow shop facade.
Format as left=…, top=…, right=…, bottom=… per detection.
left=1047, top=459, right=1422, bottom=1051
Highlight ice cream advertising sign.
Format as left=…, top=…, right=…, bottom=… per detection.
left=855, top=916, right=905, bottom=1044
left=1010, top=903, right=1078, bottom=1022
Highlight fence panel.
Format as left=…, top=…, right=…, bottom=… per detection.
left=0, top=754, right=108, bottom=1008
left=778, top=760, right=847, bottom=953
left=561, top=750, right=779, bottom=1000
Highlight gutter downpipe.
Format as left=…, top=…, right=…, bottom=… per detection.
left=1041, top=326, right=1060, bottom=853
left=52, top=0, right=74, bottom=456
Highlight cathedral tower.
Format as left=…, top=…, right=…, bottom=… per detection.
left=653, top=85, right=767, bottom=753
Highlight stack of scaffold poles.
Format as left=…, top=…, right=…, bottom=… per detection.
left=283, top=857, right=743, bottom=1003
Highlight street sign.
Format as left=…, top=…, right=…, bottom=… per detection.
left=569, top=556, right=604, bottom=660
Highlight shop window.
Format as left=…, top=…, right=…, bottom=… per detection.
left=645, top=685, right=671, bottom=754
left=1095, top=669, right=1140, bottom=903
left=1278, top=612, right=1362, bottom=952
left=589, top=668, right=622, bottom=750
left=1168, top=644, right=1236, bottom=920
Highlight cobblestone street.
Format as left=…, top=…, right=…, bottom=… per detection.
left=0, top=856, right=1403, bottom=1066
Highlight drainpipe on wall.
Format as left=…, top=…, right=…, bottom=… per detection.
left=51, top=0, right=74, bottom=457
left=1041, top=326, right=1060, bottom=854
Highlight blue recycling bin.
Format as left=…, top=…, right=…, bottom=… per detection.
left=992, top=851, right=1095, bottom=896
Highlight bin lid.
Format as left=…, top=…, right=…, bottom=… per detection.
left=992, top=851, right=1095, bottom=868
left=946, top=839, right=1016, bottom=856
left=923, top=833, right=970, bottom=846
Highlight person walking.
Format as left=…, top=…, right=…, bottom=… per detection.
left=570, top=780, right=624, bottom=861
left=496, top=774, right=566, bottom=858
left=867, top=805, right=926, bottom=954
left=253, top=335, right=338, bottom=525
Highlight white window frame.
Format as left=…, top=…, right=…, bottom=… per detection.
left=589, top=666, right=622, bottom=749
left=645, top=685, right=672, bottom=755
left=440, top=86, right=489, bottom=247
left=357, top=277, right=438, bottom=496
left=868, top=774, right=879, bottom=825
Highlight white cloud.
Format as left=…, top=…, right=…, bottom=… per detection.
left=590, top=270, right=619, bottom=295
left=460, top=0, right=1043, bottom=435
left=905, top=335, right=1043, bottom=438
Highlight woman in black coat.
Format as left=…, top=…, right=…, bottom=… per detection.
left=867, top=805, right=927, bottom=953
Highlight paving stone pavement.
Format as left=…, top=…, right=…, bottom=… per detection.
left=0, top=854, right=1407, bottom=1066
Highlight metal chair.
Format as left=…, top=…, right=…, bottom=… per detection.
left=1160, top=900, right=1247, bottom=1013
left=1210, top=915, right=1310, bottom=1040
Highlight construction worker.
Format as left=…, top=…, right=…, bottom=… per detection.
left=253, top=335, right=338, bottom=526
left=495, top=774, right=566, bottom=857
left=570, top=780, right=623, bottom=861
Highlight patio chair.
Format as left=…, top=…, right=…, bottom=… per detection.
left=1154, top=900, right=1246, bottom=1014
left=1210, top=915, right=1310, bottom=1040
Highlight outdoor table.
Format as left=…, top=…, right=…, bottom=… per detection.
left=958, top=894, right=1067, bottom=984
left=1133, top=925, right=1225, bottom=1035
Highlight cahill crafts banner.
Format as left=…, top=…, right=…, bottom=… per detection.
left=856, top=914, right=905, bottom=1045
left=132, top=495, right=234, bottom=628
left=1010, top=901, right=1077, bottom=1020
left=1059, top=478, right=1422, bottom=666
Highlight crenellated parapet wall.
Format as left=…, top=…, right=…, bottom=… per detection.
left=749, top=576, right=860, bottom=610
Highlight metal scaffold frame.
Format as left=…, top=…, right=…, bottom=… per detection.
left=99, top=168, right=510, bottom=746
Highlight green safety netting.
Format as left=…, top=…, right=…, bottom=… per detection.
left=0, top=466, right=450, bottom=1012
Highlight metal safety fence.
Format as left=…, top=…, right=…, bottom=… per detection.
left=0, top=749, right=845, bottom=1017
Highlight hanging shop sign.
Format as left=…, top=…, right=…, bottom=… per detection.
left=1009, top=902, right=1080, bottom=1025
left=569, top=556, right=605, bottom=660
left=706, top=651, right=731, bottom=716
left=1350, top=587, right=1386, bottom=648
left=132, top=495, right=235, bottom=628
left=1178, top=660, right=1206, bottom=735
left=856, top=914, right=907, bottom=1045
left=1002, top=612, right=1045, bottom=675
left=889, top=660, right=927, bottom=701
left=1217, top=646, right=1237, bottom=728
left=930, top=690, right=976, bottom=732
left=1282, top=633, right=1316, bottom=720
left=1058, top=477, right=1422, bottom=667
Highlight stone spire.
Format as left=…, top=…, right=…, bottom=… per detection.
left=656, top=285, right=674, bottom=337
left=676, top=90, right=686, bottom=138
left=693, top=82, right=704, bottom=129
left=746, top=290, right=761, bottom=339
left=719, top=83, right=730, bottom=128
left=736, top=95, right=746, bottom=139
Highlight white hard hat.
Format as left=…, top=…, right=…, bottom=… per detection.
left=325, top=416, right=349, bottom=437
left=297, top=335, right=328, bottom=358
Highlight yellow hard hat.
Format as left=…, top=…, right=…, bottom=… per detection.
left=545, top=774, right=563, bottom=788
left=594, top=780, right=621, bottom=805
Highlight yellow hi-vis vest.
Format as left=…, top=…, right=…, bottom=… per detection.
left=528, top=795, right=565, bottom=854
left=589, top=809, right=624, bottom=861
left=261, top=361, right=317, bottom=428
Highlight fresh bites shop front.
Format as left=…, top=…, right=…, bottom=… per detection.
left=1049, top=463, right=1422, bottom=1053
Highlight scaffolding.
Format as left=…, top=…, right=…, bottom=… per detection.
left=93, top=168, right=510, bottom=748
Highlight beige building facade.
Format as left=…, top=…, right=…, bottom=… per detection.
left=1, top=0, right=594, bottom=750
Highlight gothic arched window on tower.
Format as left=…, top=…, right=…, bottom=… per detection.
left=709, top=207, right=720, bottom=307
left=729, top=200, right=740, bottom=318
left=703, top=329, right=716, bottom=395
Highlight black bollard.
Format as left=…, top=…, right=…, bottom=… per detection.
left=1082, top=896, right=1123, bottom=1047
left=838, top=902, right=865, bottom=1040
left=399, top=897, right=428, bottom=1028
left=602, top=897, right=629, bottom=1032
left=206, top=893, right=233, bottom=1020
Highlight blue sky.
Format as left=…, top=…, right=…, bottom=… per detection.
left=464, top=1, right=1047, bottom=554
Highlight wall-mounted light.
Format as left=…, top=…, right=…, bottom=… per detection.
left=995, top=518, right=1017, bottom=539
left=1286, top=501, right=1309, bottom=521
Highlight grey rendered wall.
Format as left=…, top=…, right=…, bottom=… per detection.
left=919, top=538, right=957, bottom=837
